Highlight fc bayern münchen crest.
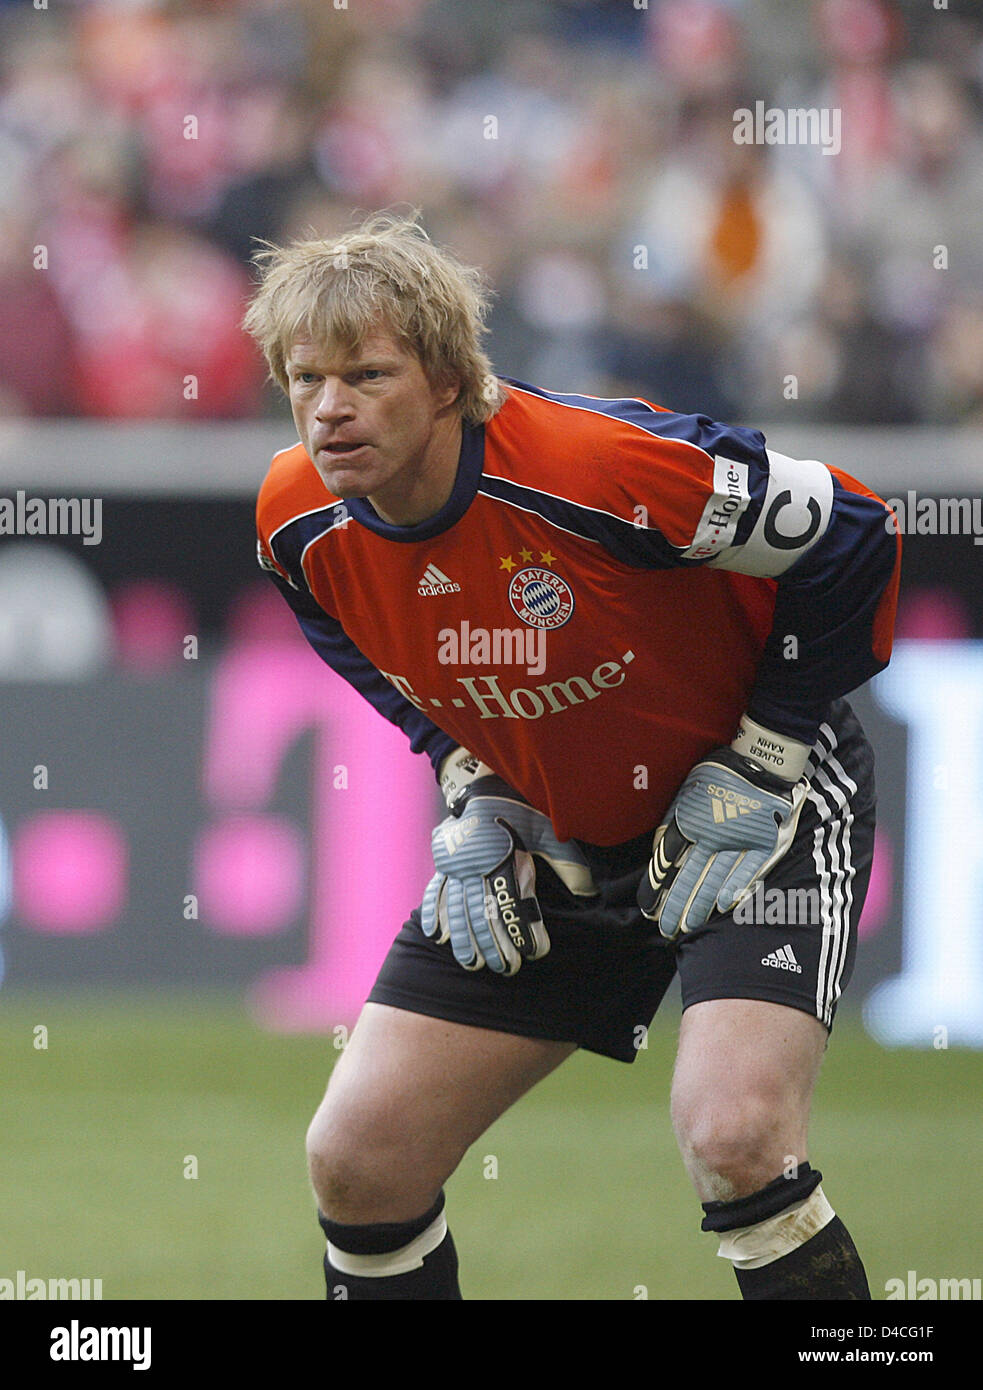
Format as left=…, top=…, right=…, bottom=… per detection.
left=508, top=567, right=575, bottom=629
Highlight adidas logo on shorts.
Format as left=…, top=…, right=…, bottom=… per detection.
left=761, top=944, right=802, bottom=974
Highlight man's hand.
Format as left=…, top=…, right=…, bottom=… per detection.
left=637, top=725, right=811, bottom=941
left=422, top=753, right=597, bottom=975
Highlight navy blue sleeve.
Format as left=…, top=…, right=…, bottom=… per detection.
left=623, top=436, right=900, bottom=745
left=743, top=478, right=900, bottom=741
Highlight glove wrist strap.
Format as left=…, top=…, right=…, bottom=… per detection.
left=438, top=746, right=497, bottom=809
left=731, top=715, right=811, bottom=784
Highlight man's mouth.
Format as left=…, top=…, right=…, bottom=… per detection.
left=320, top=442, right=369, bottom=456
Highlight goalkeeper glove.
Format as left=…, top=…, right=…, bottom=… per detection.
left=421, top=747, right=598, bottom=975
left=637, top=716, right=812, bottom=940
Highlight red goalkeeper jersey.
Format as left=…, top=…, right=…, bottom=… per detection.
left=256, top=380, right=900, bottom=845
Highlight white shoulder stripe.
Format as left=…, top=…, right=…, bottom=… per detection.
left=476, top=487, right=602, bottom=544
left=503, top=382, right=715, bottom=464
left=480, top=475, right=641, bottom=531
left=267, top=502, right=341, bottom=548
left=270, top=439, right=303, bottom=461
left=299, top=512, right=351, bottom=584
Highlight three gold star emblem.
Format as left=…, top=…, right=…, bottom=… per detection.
left=500, top=548, right=557, bottom=571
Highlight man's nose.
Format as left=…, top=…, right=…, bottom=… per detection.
left=314, top=380, right=355, bottom=420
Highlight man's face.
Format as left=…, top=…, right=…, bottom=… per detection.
left=285, top=325, right=460, bottom=510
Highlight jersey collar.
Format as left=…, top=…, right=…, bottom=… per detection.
left=344, top=421, right=485, bottom=543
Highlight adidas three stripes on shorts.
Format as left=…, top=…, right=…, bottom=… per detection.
left=368, top=699, right=876, bottom=1062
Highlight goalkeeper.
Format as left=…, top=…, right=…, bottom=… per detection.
left=246, top=213, right=901, bottom=1301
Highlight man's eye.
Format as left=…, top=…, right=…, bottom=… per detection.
left=359, top=369, right=384, bottom=381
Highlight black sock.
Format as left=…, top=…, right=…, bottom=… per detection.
left=735, top=1214, right=871, bottom=1301
left=318, top=1192, right=462, bottom=1301
left=701, top=1167, right=870, bottom=1301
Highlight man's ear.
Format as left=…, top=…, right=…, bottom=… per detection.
left=432, top=369, right=462, bottom=412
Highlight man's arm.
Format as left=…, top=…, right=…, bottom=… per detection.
left=692, top=448, right=901, bottom=747
left=561, top=408, right=901, bottom=746
left=624, top=427, right=900, bottom=937
left=256, top=534, right=457, bottom=774
left=552, top=405, right=900, bottom=937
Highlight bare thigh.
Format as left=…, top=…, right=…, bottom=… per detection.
left=307, top=1002, right=577, bottom=1224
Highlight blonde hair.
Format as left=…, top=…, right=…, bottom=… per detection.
left=242, top=211, right=506, bottom=425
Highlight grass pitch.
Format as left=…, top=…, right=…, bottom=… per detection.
left=1, top=991, right=978, bottom=1301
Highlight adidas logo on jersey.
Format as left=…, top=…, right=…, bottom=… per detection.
left=418, top=564, right=461, bottom=596
left=761, top=944, right=802, bottom=973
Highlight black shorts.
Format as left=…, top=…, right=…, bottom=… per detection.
left=368, top=700, right=876, bottom=1063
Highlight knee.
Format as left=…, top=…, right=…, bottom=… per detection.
left=305, top=1107, right=353, bottom=1218
left=305, top=1097, right=439, bottom=1225
left=306, top=1099, right=384, bottom=1220
left=672, top=1090, right=794, bottom=1200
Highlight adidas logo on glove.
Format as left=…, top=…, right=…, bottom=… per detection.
left=490, top=874, right=527, bottom=950
left=707, top=784, right=763, bottom=823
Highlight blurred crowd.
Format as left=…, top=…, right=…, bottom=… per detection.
left=1, top=0, right=982, bottom=425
